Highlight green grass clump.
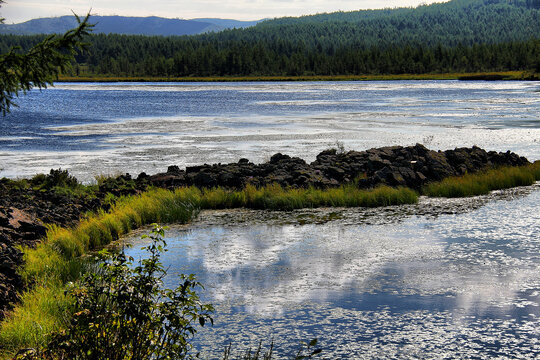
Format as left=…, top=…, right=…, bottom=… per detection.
left=0, top=282, right=73, bottom=354
left=422, top=163, right=540, bottom=198
left=200, top=183, right=419, bottom=211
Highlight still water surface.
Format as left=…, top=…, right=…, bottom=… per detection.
left=2, top=81, right=539, bottom=357
left=124, top=186, right=540, bottom=358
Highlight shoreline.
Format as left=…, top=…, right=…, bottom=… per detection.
left=57, top=71, right=540, bottom=83
left=1, top=144, right=540, bottom=356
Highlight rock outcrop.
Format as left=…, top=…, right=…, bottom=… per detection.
left=146, top=144, right=529, bottom=190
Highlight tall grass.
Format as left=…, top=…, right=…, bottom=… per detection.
left=196, top=183, right=418, bottom=211
left=0, top=188, right=199, bottom=355
left=422, top=163, right=540, bottom=198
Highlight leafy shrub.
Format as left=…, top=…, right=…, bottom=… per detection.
left=30, top=169, right=79, bottom=190
left=16, top=225, right=214, bottom=360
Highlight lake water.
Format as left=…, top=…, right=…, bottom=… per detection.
left=125, top=185, right=540, bottom=358
left=2, top=81, right=540, bottom=358
left=1, top=81, right=539, bottom=181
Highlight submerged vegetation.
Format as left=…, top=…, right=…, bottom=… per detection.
left=1, top=162, right=539, bottom=357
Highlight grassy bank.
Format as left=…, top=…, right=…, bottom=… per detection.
left=1, top=163, right=540, bottom=357
left=0, top=188, right=199, bottom=356
left=0, top=184, right=416, bottom=356
left=57, top=71, right=538, bottom=83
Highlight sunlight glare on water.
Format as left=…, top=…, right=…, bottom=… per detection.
left=0, top=81, right=538, bottom=181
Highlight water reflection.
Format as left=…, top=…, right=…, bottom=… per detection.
left=124, top=185, right=540, bottom=358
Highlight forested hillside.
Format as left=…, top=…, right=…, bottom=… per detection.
left=1, top=0, right=538, bottom=77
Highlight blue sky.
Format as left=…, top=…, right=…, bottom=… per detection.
left=2, top=0, right=443, bottom=23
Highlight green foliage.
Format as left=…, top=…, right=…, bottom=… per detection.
left=0, top=10, right=93, bottom=114
left=30, top=169, right=79, bottom=190
left=28, top=169, right=100, bottom=203
left=15, top=225, right=214, bottom=360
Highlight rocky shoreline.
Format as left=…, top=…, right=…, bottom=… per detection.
left=0, top=144, right=531, bottom=317
left=146, top=143, right=529, bottom=190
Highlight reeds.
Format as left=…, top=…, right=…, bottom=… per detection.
left=422, top=163, right=540, bottom=198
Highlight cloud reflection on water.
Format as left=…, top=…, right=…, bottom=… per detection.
left=124, top=186, right=540, bottom=357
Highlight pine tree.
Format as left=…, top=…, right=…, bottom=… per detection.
left=0, top=1, right=93, bottom=114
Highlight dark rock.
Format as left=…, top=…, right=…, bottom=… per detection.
left=167, top=165, right=181, bottom=174
left=193, top=171, right=218, bottom=188
left=186, top=165, right=210, bottom=173
left=270, top=153, right=291, bottom=163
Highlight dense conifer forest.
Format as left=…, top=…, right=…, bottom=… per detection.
left=1, top=0, right=539, bottom=77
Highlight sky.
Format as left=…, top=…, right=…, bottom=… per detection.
left=1, top=0, right=443, bottom=24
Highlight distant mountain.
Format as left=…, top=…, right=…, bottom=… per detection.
left=191, top=18, right=262, bottom=29
left=0, top=15, right=262, bottom=36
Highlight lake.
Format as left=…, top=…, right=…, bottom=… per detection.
left=1, top=81, right=539, bottom=181
left=2, top=81, right=539, bottom=358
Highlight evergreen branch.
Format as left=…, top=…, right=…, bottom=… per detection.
left=0, top=12, right=94, bottom=115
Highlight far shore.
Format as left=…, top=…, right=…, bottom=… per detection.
left=57, top=71, right=539, bottom=83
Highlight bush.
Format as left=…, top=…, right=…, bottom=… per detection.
left=16, top=225, right=214, bottom=360
left=30, top=169, right=79, bottom=190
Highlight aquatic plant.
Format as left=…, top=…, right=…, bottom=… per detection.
left=222, top=338, right=322, bottom=360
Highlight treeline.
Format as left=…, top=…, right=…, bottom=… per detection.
left=1, top=35, right=537, bottom=77
left=255, top=0, right=540, bottom=48
left=89, top=39, right=538, bottom=76
left=0, top=0, right=539, bottom=77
